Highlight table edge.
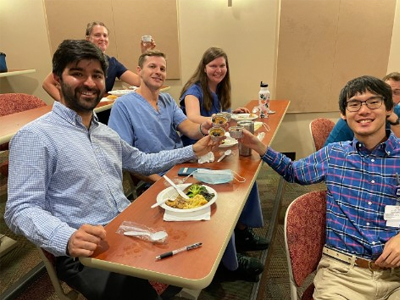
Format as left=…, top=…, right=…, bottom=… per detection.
left=80, top=256, right=214, bottom=290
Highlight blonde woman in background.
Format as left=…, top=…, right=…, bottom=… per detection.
left=42, top=21, right=156, bottom=101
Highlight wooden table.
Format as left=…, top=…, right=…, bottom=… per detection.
left=0, top=100, right=115, bottom=145
left=80, top=100, right=290, bottom=290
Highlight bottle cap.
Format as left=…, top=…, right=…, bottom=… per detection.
left=260, top=81, right=268, bottom=87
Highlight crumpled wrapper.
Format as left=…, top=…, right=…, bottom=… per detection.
left=198, top=151, right=214, bottom=164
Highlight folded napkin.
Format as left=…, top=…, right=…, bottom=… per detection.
left=254, top=121, right=263, bottom=131
left=257, top=132, right=265, bottom=141
left=163, top=206, right=211, bottom=222
left=198, top=151, right=214, bottom=164
left=254, top=121, right=270, bottom=132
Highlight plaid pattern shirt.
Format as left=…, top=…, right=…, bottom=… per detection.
left=263, top=131, right=400, bottom=259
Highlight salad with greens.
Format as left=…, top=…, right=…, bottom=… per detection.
left=185, top=184, right=215, bottom=201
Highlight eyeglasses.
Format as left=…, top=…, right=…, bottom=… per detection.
left=345, top=96, right=383, bottom=112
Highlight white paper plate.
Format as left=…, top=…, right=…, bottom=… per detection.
left=219, top=137, right=238, bottom=148
left=231, top=113, right=258, bottom=121
left=156, top=184, right=217, bottom=213
left=108, top=90, right=133, bottom=96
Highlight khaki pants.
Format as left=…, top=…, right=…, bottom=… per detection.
left=313, top=255, right=400, bottom=300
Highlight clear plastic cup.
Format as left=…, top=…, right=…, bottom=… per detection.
left=223, top=112, right=232, bottom=122
left=229, top=126, right=244, bottom=139
left=141, top=35, right=153, bottom=43
left=212, top=113, right=228, bottom=127
left=208, top=127, right=225, bottom=141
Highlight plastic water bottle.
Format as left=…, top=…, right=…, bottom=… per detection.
left=258, top=81, right=270, bottom=118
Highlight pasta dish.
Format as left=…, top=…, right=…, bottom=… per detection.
left=165, top=194, right=208, bottom=209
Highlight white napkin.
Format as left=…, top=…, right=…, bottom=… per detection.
left=257, top=132, right=265, bottom=141
left=254, top=122, right=263, bottom=131
left=163, top=207, right=211, bottom=221
left=198, top=151, right=214, bottom=164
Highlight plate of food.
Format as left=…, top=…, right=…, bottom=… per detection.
left=219, top=137, right=238, bottom=148
left=156, top=183, right=217, bottom=213
left=231, top=113, right=258, bottom=121
left=108, top=90, right=134, bottom=96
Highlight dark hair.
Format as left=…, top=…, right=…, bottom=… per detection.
left=52, top=39, right=108, bottom=78
left=138, top=50, right=166, bottom=68
left=85, top=21, right=108, bottom=36
left=180, top=47, right=231, bottom=112
left=338, top=75, right=393, bottom=115
left=382, top=72, right=400, bottom=82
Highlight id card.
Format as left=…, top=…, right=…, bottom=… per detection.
left=384, top=205, right=400, bottom=228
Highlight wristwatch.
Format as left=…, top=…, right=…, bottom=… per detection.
left=389, top=117, right=400, bottom=126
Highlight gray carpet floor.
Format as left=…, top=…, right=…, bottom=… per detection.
left=0, top=154, right=325, bottom=300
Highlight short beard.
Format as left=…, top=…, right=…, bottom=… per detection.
left=60, top=80, right=103, bottom=113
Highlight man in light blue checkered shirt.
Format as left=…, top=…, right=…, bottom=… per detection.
left=4, top=39, right=216, bottom=300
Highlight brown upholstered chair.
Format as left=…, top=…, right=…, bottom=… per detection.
left=0, top=93, right=47, bottom=177
left=0, top=93, right=47, bottom=117
left=284, top=190, right=327, bottom=300
left=309, top=118, right=335, bottom=151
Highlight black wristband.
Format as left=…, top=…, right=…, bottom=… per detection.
left=389, top=117, right=400, bottom=126
left=199, top=123, right=207, bottom=136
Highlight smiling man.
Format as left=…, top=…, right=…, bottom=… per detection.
left=5, top=40, right=216, bottom=300
left=324, top=72, right=400, bottom=146
left=108, top=50, right=268, bottom=282
left=108, top=50, right=214, bottom=185
left=239, top=75, right=400, bottom=299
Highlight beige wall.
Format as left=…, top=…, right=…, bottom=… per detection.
left=0, top=0, right=399, bottom=158
left=0, top=0, right=52, bottom=102
left=388, top=0, right=400, bottom=72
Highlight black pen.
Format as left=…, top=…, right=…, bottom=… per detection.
left=156, top=242, right=202, bottom=260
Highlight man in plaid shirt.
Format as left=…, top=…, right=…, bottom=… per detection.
left=240, top=75, right=400, bottom=299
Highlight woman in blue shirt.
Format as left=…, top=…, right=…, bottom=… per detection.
left=179, top=47, right=248, bottom=145
left=179, top=47, right=268, bottom=279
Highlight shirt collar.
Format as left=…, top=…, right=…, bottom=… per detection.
left=52, top=101, right=99, bottom=128
left=353, top=130, right=397, bottom=156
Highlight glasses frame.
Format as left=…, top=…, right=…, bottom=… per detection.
left=345, top=96, right=384, bottom=112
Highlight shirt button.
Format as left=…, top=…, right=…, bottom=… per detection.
left=371, top=180, right=375, bottom=184
left=366, top=222, right=370, bottom=226
left=371, top=159, right=375, bottom=162
left=368, top=202, right=372, bottom=205
left=372, top=241, right=376, bottom=245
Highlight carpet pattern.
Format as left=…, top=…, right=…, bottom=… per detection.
left=0, top=156, right=325, bottom=300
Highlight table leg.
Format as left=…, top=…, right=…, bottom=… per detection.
left=177, top=288, right=202, bottom=300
